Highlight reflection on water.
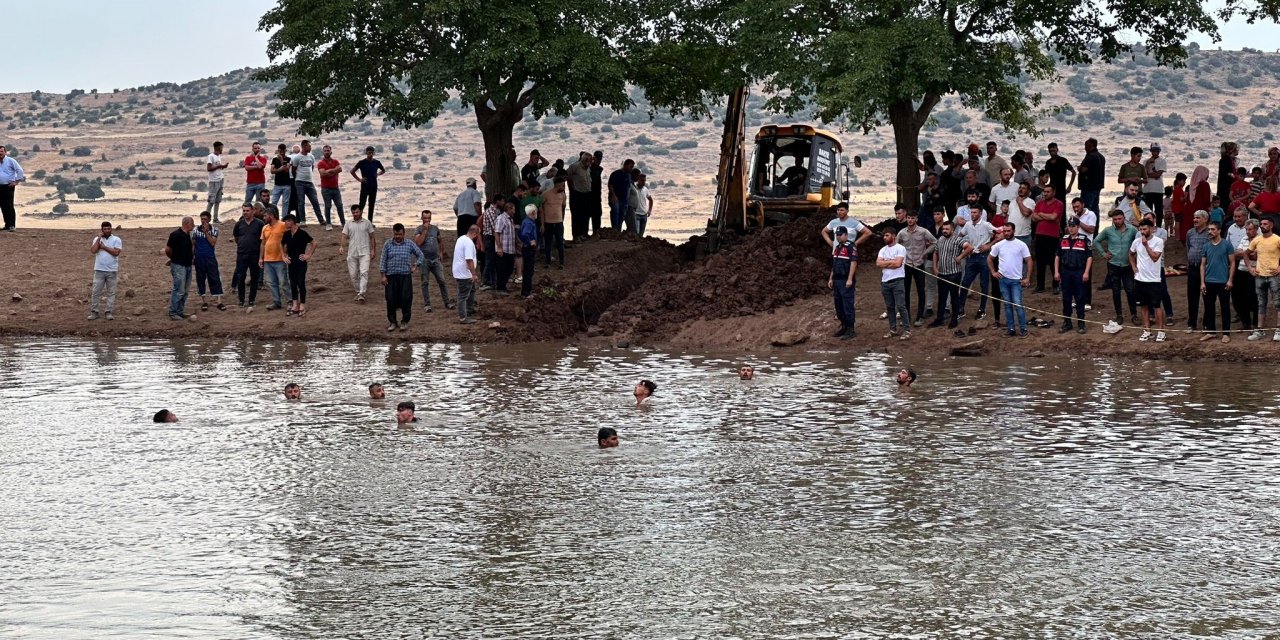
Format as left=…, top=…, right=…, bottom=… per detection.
left=1, top=339, right=1278, bottom=639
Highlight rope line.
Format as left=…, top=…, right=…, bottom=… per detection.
left=898, top=263, right=1266, bottom=336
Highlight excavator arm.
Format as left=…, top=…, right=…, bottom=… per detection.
left=709, top=86, right=749, bottom=247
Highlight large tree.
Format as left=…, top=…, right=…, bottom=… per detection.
left=637, top=0, right=1279, bottom=206
left=257, top=0, right=636, bottom=198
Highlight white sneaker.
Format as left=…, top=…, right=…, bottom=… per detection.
left=1084, top=304, right=1092, bottom=311
left=1156, top=331, right=1167, bottom=342
left=1139, top=330, right=1152, bottom=342
left=879, top=311, right=888, bottom=319
left=1273, top=330, right=1280, bottom=342
left=1249, top=330, right=1264, bottom=341
left=325, top=224, right=334, bottom=231
left=1102, top=320, right=1122, bottom=334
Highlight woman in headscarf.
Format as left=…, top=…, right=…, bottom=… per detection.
left=1265, top=147, right=1280, bottom=182
left=1217, top=141, right=1238, bottom=205
left=1182, top=166, right=1211, bottom=243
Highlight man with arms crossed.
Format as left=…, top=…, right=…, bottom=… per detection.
left=88, top=221, right=122, bottom=320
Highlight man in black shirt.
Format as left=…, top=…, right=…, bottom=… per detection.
left=351, top=146, right=386, bottom=222
left=1077, top=138, right=1106, bottom=223
left=164, top=216, right=196, bottom=320
left=232, top=203, right=265, bottom=307
left=1044, top=142, right=1076, bottom=231
left=521, top=149, right=548, bottom=187
left=590, top=151, right=604, bottom=236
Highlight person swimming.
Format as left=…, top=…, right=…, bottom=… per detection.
left=368, top=382, right=385, bottom=399
left=396, top=401, right=419, bottom=424
left=152, top=409, right=179, bottom=423
left=597, top=427, right=619, bottom=448
left=739, top=365, right=754, bottom=380
left=634, top=379, right=656, bottom=405
left=896, top=368, right=917, bottom=389
left=283, top=383, right=302, bottom=400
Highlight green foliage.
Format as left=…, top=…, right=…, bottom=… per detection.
left=170, top=180, right=192, bottom=192
left=413, top=172, right=425, bottom=182
left=52, top=202, right=69, bottom=214
left=74, top=184, right=105, bottom=201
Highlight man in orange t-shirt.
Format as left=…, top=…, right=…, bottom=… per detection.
left=258, top=209, right=289, bottom=309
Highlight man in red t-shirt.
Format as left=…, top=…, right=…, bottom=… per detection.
left=316, top=144, right=345, bottom=230
left=243, top=142, right=269, bottom=205
left=1030, top=184, right=1063, bottom=293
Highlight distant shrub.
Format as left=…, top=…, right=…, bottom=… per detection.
left=74, top=184, right=104, bottom=200
left=52, top=202, right=69, bottom=214
left=1221, top=114, right=1239, bottom=125
left=392, top=143, right=409, bottom=153
left=633, top=134, right=655, bottom=146
left=170, top=180, right=191, bottom=192
left=670, top=140, right=698, bottom=150
left=434, top=149, right=447, bottom=157
left=180, top=139, right=195, bottom=149
left=185, top=146, right=210, bottom=157
left=72, top=146, right=92, bottom=157
left=392, top=158, right=405, bottom=170
left=1227, top=76, right=1250, bottom=89
left=413, top=172, right=425, bottom=182
left=1250, top=114, right=1270, bottom=127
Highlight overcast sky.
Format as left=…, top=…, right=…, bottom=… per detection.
left=2, top=1, right=1276, bottom=94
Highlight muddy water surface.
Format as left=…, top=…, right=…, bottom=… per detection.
left=1, top=339, right=1278, bottom=639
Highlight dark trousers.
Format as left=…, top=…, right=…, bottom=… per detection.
left=960, top=254, right=990, bottom=315
left=1159, top=271, right=1174, bottom=317
left=1060, top=268, right=1086, bottom=319
left=543, top=222, right=565, bottom=266
left=0, top=184, right=15, bottom=229
left=833, top=278, right=855, bottom=327
left=1233, top=270, right=1258, bottom=330
left=1186, top=264, right=1202, bottom=328
left=482, top=236, right=496, bottom=286
left=569, top=190, right=591, bottom=239
left=590, top=191, right=603, bottom=235
left=288, top=260, right=308, bottom=303
left=195, top=254, right=223, bottom=297
left=385, top=273, right=412, bottom=324
left=903, top=265, right=927, bottom=320
left=1203, top=281, right=1231, bottom=334
left=521, top=246, right=536, bottom=297
left=1144, top=192, right=1165, bottom=228
left=1108, top=263, right=1137, bottom=317
left=232, top=255, right=262, bottom=305
left=457, top=214, right=477, bottom=240
left=496, top=252, right=516, bottom=291
left=359, top=184, right=378, bottom=221
left=1034, top=235, right=1057, bottom=290
left=936, top=271, right=962, bottom=323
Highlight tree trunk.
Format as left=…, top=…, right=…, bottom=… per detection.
left=474, top=102, right=522, bottom=200
left=889, top=99, right=923, bottom=209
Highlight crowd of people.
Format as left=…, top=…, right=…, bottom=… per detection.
left=829, top=138, right=1280, bottom=343
left=78, top=140, right=655, bottom=328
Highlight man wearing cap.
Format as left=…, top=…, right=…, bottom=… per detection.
left=1143, top=144, right=1167, bottom=227
left=828, top=226, right=857, bottom=338
left=1054, top=217, right=1093, bottom=333
left=453, top=178, right=483, bottom=239
left=1184, top=210, right=1211, bottom=330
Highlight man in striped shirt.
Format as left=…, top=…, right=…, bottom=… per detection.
left=493, top=203, right=517, bottom=293
left=929, top=219, right=966, bottom=330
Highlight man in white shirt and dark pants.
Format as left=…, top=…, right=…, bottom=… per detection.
left=876, top=229, right=910, bottom=340
left=453, top=224, right=481, bottom=324
left=1143, top=143, right=1167, bottom=228
left=88, top=221, right=122, bottom=320
left=1130, top=219, right=1167, bottom=342
left=206, top=141, right=229, bottom=223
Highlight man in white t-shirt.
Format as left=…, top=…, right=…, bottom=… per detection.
left=1068, top=197, right=1098, bottom=309
left=88, top=220, right=122, bottom=320
left=988, top=222, right=1032, bottom=337
left=820, top=202, right=871, bottom=252
left=206, top=141, right=229, bottom=223
left=989, top=167, right=1019, bottom=217
left=1129, top=219, right=1166, bottom=342
left=1010, top=182, right=1036, bottom=244
left=452, top=224, right=481, bottom=324
left=1142, top=143, right=1167, bottom=227
left=876, top=229, right=910, bottom=339
left=339, top=204, right=376, bottom=302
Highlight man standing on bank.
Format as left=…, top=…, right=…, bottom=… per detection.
left=316, top=145, right=345, bottom=231
left=414, top=209, right=454, bottom=311
left=453, top=225, right=481, bottom=324
left=351, top=146, right=386, bottom=222
left=1054, top=217, right=1092, bottom=334
left=0, top=144, right=25, bottom=232
left=243, top=141, right=269, bottom=205
left=88, top=221, right=122, bottom=320
left=193, top=211, right=226, bottom=312
left=164, top=216, right=196, bottom=321
left=380, top=223, right=423, bottom=331
left=232, top=203, right=264, bottom=308
left=341, top=205, right=376, bottom=303
left=206, top=142, right=229, bottom=224
left=828, top=226, right=857, bottom=339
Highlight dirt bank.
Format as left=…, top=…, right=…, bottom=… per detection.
left=0, top=225, right=681, bottom=343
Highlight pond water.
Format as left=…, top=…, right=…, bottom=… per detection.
left=1, top=339, right=1278, bottom=639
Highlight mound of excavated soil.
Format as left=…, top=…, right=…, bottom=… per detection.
left=597, top=216, right=831, bottom=339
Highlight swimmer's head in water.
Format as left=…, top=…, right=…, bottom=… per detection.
left=896, top=368, right=917, bottom=387
left=739, top=365, right=754, bottom=380
left=396, top=401, right=417, bottom=423
left=283, top=383, right=302, bottom=400
left=368, top=383, right=385, bottom=399
left=153, top=409, right=178, bottom=423
left=598, top=427, right=619, bottom=448
left=634, top=379, right=657, bottom=400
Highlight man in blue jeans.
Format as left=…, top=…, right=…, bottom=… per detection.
left=957, top=215, right=997, bottom=320
left=290, top=140, right=322, bottom=225
left=988, top=222, right=1033, bottom=337
left=164, top=216, right=196, bottom=320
